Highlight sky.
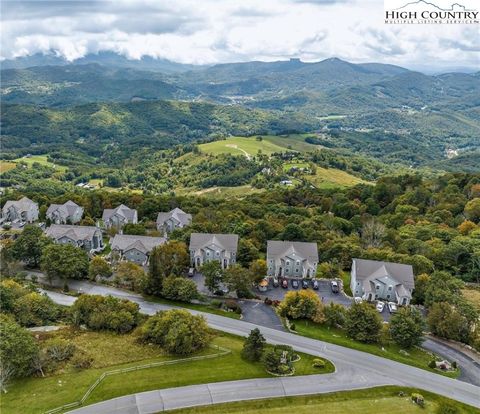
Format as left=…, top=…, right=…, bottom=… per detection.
left=1, top=0, right=479, bottom=71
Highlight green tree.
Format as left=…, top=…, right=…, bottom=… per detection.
left=147, top=241, right=189, bottom=295
left=345, top=302, right=383, bottom=343
left=140, top=310, right=211, bottom=355
left=123, top=223, right=147, bottom=235
left=412, top=273, right=431, bottom=305
left=0, top=315, right=38, bottom=392
left=323, top=302, right=347, bottom=328
left=424, top=271, right=464, bottom=307
left=427, top=302, right=471, bottom=344
left=201, top=261, right=224, bottom=294
left=464, top=198, right=480, bottom=223
left=241, top=328, right=266, bottom=362
left=278, top=290, right=324, bottom=321
left=249, top=259, right=267, bottom=284
left=162, top=277, right=198, bottom=302
left=88, top=256, right=112, bottom=281
left=40, top=244, right=89, bottom=288
left=224, top=264, right=253, bottom=298
left=389, top=307, right=424, bottom=348
left=114, top=261, right=147, bottom=292
left=11, top=225, right=51, bottom=267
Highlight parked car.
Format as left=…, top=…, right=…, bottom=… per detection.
left=312, top=280, right=319, bottom=290
left=291, top=279, right=299, bottom=289
left=187, top=267, right=195, bottom=277
left=302, top=280, right=309, bottom=289
left=376, top=301, right=385, bottom=313
left=281, top=279, right=288, bottom=289
left=387, top=302, right=398, bottom=313
left=330, top=280, right=339, bottom=293
left=272, top=277, right=279, bottom=288
left=354, top=297, right=363, bottom=304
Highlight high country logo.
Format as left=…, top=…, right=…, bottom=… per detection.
left=384, top=0, right=479, bottom=24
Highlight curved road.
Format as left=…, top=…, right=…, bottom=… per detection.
left=41, top=287, right=480, bottom=412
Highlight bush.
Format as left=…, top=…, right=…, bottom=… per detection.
left=451, top=361, right=457, bottom=369
left=71, top=351, right=93, bottom=369
left=289, top=323, right=296, bottom=331
left=44, top=338, right=76, bottom=362
left=411, top=393, right=425, bottom=407
left=71, top=294, right=140, bottom=333
left=13, top=292, right=60, bottom=327
left=345, top=302, right=383, bottom=343
left=262, top=345, right=295, bottom=375
left=312, top=358, right=326, bottom=368
left=162, top=277, right=198, bottom=302
left=139, top=309, right=211, bottom=356
left=428, top=360, right=437, bottom=369
left=210, top=299, right=222, bottom=308
left=224, top=299, right=242, bottom=314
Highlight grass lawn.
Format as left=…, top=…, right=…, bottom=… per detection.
left=0, top=161, right=17, bottom=173
left=305, top=166, right=370, bottom=189
left=171, top=386, right=478, bottom=414
left=0, top=331, right=332, bottom=414
left=143, top=295, right=242, bottom=320
left=12, top=154, right=68, bottom=172
left=199, top=136, right=287, bottom=157
left=283, top=162, right=310, bottom=172
left=262, top=134, right=320, bottom=152
left=293, top=320, right=459, bottom=378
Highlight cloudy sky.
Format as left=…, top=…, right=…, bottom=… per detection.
left=1, top=0, right=479, bottom=70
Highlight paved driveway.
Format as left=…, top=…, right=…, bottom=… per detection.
left=39, top=285, right=480, bottom=411
left=239, top=300, right=285, bottom=331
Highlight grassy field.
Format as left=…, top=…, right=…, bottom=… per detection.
left=306, top=166, right=370, bottom=188
left=0, top=161, right=17, bottom=173
left=13, top=154, right=68, bottom=172
left=262, top=134, right=320, bottom=152
left=293, top=320, right=458, bottom=378
left=182, top=185, right=265, bottom=198
left=0, top=331, right=332, bottom=414
left=171, top=386, right=478, bottom=414
left=462, top=288, right=480, bottom=311
left=199, top=136, right=287, bottom=157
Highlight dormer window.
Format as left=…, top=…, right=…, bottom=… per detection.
left=286, top=261, right=290, bottom=265
left=388, top=286, right=393, bottom=291
left=296, top=261, right=300, bottom=265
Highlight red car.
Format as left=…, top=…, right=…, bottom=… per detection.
left=281, top=279, right=288, bottom=289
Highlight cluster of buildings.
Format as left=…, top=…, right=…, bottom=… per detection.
left=1, top=196, right=415, bottom=305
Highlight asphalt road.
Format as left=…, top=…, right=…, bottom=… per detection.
left=423, top=337, right=480, bottom=387
left=39, top=283, right=480, bottom=412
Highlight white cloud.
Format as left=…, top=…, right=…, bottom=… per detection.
left=1, top=0, right=478, bottom=69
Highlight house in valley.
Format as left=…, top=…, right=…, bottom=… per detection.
left=46, top=200, right=83, bottom=224
left=189, top=233, right=238, bottom=269
left=1, top=197, right=39, bottom=223
left=110, top=234, right=166, bottom=265
left=267, top=241, right=318, bottom=278
left=45, top=224, right=104, bottom=253
left=102, top=204, right=138, bottom=229
left=156, top=208, right=192, bottom=234
left=350, top=258, right=415, bottom=305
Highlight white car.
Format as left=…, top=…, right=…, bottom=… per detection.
left=376, top=301, right=385, bottom=313
left=354, top=297, right=363, bottom=304
left=387, top=302, right=398, bottom=313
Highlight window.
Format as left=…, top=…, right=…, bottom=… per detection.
left=286, top=269, right=289, bottom=274
left=296, top=269, right=299, bottom=273
left=296, top=261, right=300, bottom=265
left=386, top=294, right=390, bottom=299
left=286, top=261, right=290, bottom=265
left=376, top=285, right=380, bottom=290
left=388, top=286, right=392, bottom=291
left=216, top=251, right=220, bottom=256
left=206, top=251, right=210, bottom=256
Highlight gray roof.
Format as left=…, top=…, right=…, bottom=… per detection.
left=111, top=234, right=166, bottom=254
left=3, top=196, right=37, bottom=213
left=267, top=241, right=318, bottom=264
left=352, top=258, right=414, bottom=290
left=47, top=200, right=83, bottom=219
left=102, top=204, right=137, bottom=222
left=157, top=207, right=192, bottom=227
left=189, top=233, right=238, bottom=252
left=45, top=224, right=101, bottom=242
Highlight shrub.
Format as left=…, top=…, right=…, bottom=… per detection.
left=139, top=309, right=211, bottom=356
left=225, top=299, right=241, bottom=314
left=210, top=299, right=222, bottom=308
left=411, top=393, right=425, bottom=407
left=162, top=277, right=198, bottom=302
left=13, top=292, right=60, bottom=327
left=312, top=358, right=326, bottom=368
left=451, top=361, right=457, bottom=369
left=389, top=307, right=424, bottom=348
left=345, top=302, right=383, bottom=343
left=71, top=294, right=140, bottom=333
left=289, top=323, right=296, bottom=331
left=71, top=351, right=94, bottom=370
left=428, top=360, right=437, bottom=369
left=323, top=302, right=347, bottom=328
left=44, top=338, right=76, bottom=363
left=262, top=345, right=295, bottom=375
